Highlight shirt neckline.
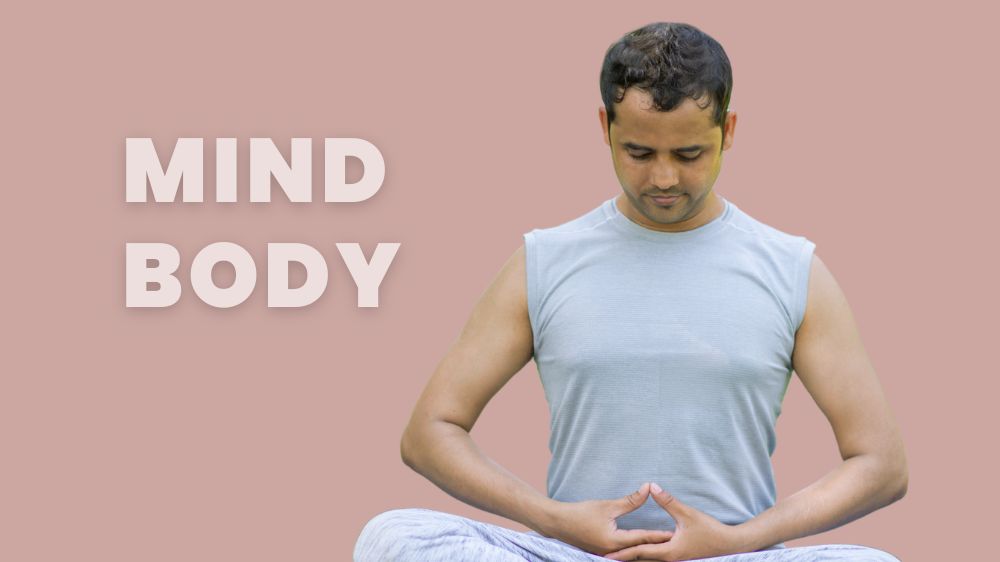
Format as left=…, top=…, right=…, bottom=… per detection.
left=605, top=194, right=733, bottom=242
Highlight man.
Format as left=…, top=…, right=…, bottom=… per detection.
left=354, top=22, right=907, bottom=562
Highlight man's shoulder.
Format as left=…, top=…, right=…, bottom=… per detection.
left=525, top=198, right=616, bottom=239
left=724, top=199, right=812, bottom=248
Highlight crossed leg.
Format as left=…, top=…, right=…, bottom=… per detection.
left=353, top=508, right=901, bottom=562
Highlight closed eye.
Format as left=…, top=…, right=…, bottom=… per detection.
left=628, top=152, right=702, bottom=162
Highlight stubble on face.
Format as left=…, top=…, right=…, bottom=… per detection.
left=607, top=89, right=726, bottom=233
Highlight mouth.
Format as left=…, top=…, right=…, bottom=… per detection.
left=649, top=193, right=683, bottom=206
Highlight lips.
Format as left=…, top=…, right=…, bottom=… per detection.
left=649, top=194, right=682, bottom=205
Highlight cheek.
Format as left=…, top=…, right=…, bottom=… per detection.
left=678, top=163, right=706, bottom=184
left=611, top=156, right=630, bottom=177
left=696, top=156, right=718, bottom=175
left=617, top=160, right=646, bottom=182
left=619, top=170, right=646, bottom=190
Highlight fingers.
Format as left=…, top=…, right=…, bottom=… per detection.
left=604, top=543, right=661, bottom=561
left=616, top=528, right=673, bottom=545
left=649, top=482, right=687, bottom=520
left=617, top=482, right=651, bottom=515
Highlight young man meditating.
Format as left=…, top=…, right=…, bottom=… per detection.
left=355, top=22, right=907, bottom=562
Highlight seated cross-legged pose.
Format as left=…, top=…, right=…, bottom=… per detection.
left=355, top=21, right=907, bottom=562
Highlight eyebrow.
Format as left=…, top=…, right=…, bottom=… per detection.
left=623, top=142, right=705, bottom=153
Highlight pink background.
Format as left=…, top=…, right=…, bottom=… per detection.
left=3, top=2, right=996, bottom=560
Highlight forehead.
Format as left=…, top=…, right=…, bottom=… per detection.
left=612, top=88, right=719, bottom=147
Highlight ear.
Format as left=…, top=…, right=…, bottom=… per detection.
left=721, top=109, right=737, bottom=151
left=598, top=106, right=611, bottom=147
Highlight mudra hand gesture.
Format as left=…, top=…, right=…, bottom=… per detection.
left=604, top=483, right=749, bottom=562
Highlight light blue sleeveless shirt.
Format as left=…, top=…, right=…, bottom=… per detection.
left=523, top=195, right=815, bottom=547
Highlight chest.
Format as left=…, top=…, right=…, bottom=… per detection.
left=534, top=253, right=797, bottom=382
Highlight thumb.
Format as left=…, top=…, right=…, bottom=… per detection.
left=614, top=482, right=651, bottom=515
left=649, top=483, right=688, bottom=522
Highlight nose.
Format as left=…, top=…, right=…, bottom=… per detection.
left=650, top=159, right=679, bottom=189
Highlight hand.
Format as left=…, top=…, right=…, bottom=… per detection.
left=539, top=483, right=675, bottom=556
left=604, top=483, right=749, bottom=561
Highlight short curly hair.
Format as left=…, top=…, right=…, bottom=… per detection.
left=600, top=22, right=733, bottom=138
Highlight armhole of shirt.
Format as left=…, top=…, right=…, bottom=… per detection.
left=523, top=230, right=542, bottom=356
left=792, top=238, right=817, bottom=334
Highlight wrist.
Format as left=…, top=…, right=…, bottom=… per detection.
left=732, top=520, right=768, bottom=553
left=526, top=497, right=565, bottom=537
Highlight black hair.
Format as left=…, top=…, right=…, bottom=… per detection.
left=600, top=22, right=733, bottom=140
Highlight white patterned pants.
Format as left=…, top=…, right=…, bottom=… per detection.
left=354, top=508, right=901, bottom=562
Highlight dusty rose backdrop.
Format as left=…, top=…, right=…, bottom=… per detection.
left=3, top=2, right=996, bottom=560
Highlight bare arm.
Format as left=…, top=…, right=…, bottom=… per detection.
left=400, top=246, right=672, bottom=555
left=734, top=254, right=909, bottom=550
left=400, top=245, right=557, bottom=532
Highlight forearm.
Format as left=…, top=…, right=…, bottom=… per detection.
left=401, top=420, right=558, bottom=534
left=734, top=453, right=907, bottom=551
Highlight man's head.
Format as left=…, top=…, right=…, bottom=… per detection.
left=599, top=22, right=737, bottom=232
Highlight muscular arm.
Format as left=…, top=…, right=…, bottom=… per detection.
left=734, top=254, right=909, bottom=551
left=400, top=245, right=558, bottom=533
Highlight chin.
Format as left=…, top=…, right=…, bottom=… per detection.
left=644, top=200, right=687, bottom=218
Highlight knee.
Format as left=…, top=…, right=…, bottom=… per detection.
left=847, top=545, right=901, bottom=562
left=865, top=547, right=902, bottom=562
left=819, top=544, right=902, bottom=562
left=353, top=508, right=448, bottom=562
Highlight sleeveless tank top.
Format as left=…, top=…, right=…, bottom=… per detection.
left=523, top=194, right=816, bottom=547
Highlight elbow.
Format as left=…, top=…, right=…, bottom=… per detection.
left=885, top=477, right=907, bottom=506
left=400, top=418, right=464, bottom=473
left=400, top=420, right=434, bottom=472
left=400, top=425, right=419, bottom=470
left=857, top=450, right=908, bottom=504
left=882, top=453, right=909, bottom=503
left=892, top=465, right=909, bottom=502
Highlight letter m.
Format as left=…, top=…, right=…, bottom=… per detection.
left=126, top=138, right=203, bottom=202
